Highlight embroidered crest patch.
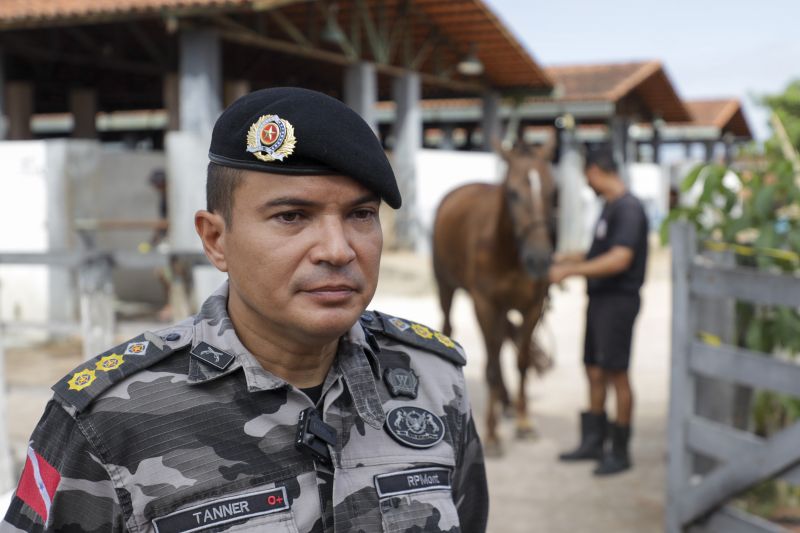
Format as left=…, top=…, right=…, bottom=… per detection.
left=124, top=341, right=149, bottom=355
left=388, top=317, right=410, bottom=332
left=384, top=406, right=445, bottom=449
left=190, top=342, right=235, bottom=371
left=383, top=367, right=419, bottom=399
left=246, top=114, right=296, bottom=162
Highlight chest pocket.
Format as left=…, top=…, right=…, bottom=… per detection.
left=150, top=486, right=299, bottom=533
left=375, top=466, right=460, bottom=533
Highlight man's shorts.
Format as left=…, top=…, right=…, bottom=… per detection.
left=583, top=291, right=641, bottom=371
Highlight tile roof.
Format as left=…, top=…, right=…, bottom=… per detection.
left=685, top=98, right=751, bottom=138
left=544, top=60, right=690, bottom=122
left=0, top=0, right=254, bottom=24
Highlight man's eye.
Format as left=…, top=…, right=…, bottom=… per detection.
left=276, top=212, right=302, bottom=223
left=352, top=209, right=376, bottom=220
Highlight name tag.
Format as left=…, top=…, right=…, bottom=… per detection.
left=153, top=487, right=289, bottom=533
left=374, top=467, right=452, bottom=498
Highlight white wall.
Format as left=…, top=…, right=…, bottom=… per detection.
left=629, top=162, right=671, bottom=231
left=409, top=151, right=669, bottom=255
left=0, top=142, right=50, bottom=327
left=0, top=140, right=171, bottom=330
left=413, top=149, right=505, bottom=254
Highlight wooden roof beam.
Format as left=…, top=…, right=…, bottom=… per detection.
left=212, top=15, right=485, bottom=93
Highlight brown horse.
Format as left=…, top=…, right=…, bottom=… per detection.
left=432, top=140, right=556, bottom=456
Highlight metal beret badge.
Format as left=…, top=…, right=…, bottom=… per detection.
left=246, top=114, right=296, bottom=162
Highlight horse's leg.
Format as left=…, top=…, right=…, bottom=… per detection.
left=438, top=282, right=457, bottom=337
left=499, top=314, right=518, bottom=417
left=473, top=294, right=506, bottom=457
left=514, top=298, right=546, bottom=439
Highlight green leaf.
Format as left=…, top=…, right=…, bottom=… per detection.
left=680, top=164, right=706, bottom=193
left=745, top=317, right=765, bottom=352
left=753, top=185, right=776, bottom=222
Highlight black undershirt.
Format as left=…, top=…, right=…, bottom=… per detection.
left=301, top=383, right=325, bottom=405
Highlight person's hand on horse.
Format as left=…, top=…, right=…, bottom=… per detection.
left=549, top=263, right=573, bottom=284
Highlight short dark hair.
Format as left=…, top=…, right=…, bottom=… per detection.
left=584, top=146, right=618, bottom=174
left=206, top=162, right=244, bottom=226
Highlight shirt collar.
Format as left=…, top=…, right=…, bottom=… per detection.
left=187, top=282, right=385, bottom=428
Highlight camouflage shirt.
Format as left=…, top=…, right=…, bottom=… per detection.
left=2, top=283, right=488, bottom=532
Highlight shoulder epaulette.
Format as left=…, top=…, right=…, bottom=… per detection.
left=361, top=310, right=466, bottom=366
left=52, top=328, right=191, bottom=413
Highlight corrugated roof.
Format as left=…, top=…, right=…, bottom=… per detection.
left=545, top=61, right=690, bottom=122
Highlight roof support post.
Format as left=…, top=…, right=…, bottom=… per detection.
left=70, top=88, right=97, bottom=139
left=164, top=73, right=180, bottom=132
left=652, top=123, right=662, bottom=164
left=608, top=115, right=630, bottom=184
left=724, top=136, right=735, bottom=166
left=6, top=81, right=33, bottom=140
left=481, top=91, right=501, bottom=151
left=440, top=124, right=455, bottom=150
left=703, top=141, right=714, bottom=163
left=391, top=71, right=421, bottom=250
left=179, top=28, right=222, bottom=134
left=344, top=61, right=378, bottom=134
left=0, top=50, right=6, bottom=140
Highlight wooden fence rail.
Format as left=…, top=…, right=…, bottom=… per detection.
left=666, top=222, right=800, bottom=533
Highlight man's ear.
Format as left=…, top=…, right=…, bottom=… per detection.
left=195, top=210, right=228, bottom=272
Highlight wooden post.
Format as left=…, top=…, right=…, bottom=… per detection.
left=78, top=256, right=115, bottom=360
left=666, top=222, right=697, bottom=533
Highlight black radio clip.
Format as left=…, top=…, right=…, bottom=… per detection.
left=295, top=407, right=337, bottom=465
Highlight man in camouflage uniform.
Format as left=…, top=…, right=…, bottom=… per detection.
left=2, top=87, right=488, bottom=532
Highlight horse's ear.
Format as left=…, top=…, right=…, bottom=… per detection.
left=491, top=138, right=512, bottom=161
left=535, top=133, right=557, bottom=161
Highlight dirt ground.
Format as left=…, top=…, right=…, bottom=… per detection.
left=373, top=245, right=671, bottom=533
left=1, top=245, right=672, bottom=532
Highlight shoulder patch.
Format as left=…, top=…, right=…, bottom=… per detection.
left=361, top=311, right=466, bottom=366
left=52, top=330, right=190, bottom=413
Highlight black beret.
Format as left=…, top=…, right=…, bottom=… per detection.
left=208, top=87, right=401, bottom=209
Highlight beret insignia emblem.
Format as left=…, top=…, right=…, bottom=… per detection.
left=247, top=114, right=296, bottom=162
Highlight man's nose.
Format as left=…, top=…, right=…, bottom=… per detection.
left=310, top=218, right=357, bottom=266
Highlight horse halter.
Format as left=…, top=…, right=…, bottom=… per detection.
left=503, top=168, right=552, bottom=245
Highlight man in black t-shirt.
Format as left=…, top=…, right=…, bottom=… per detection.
left=549, top=147, right=648, bottom=476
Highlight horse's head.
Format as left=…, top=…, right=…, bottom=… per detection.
left=496, top=139, right=557, bottom=279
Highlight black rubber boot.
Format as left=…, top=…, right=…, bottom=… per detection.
left=558, top=412, right=607, bottom=461
left=594, top=424, right=632, bottom=476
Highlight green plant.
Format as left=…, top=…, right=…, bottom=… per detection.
left=662, top=80, right=800, bottom=520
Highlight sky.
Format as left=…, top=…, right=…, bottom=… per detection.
left=485, top=0, right=800, bottom=141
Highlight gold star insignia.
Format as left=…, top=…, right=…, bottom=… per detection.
left=68, top=369, right=97, bottom=391
left=96, top=353, right=125, bottom=372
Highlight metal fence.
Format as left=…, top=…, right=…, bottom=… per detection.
left=666, top=222, right=800, bottom=532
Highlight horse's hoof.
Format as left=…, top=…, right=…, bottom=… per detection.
left=515, top=426, right=539, bottom=440
left=483, top=440, right=504, bottom=458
